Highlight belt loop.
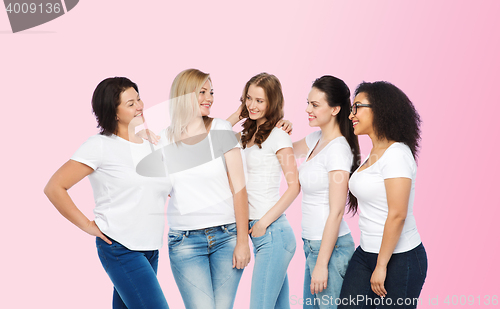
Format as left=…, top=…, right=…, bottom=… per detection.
left=185, top=231, right=190, bottom=237
left=221, top=225, right=225, bottom=232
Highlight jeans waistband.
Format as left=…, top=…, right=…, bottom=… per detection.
left=169, top=223, right=235, bottom=237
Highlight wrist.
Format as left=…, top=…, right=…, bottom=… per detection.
left=314, top=260, right=329, bottom=269
left=236, top=235, right=249, bottom=244
left=258, top=217, right=271, bottom=228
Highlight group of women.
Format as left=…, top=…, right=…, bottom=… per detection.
left=44, top=68, right=428, bottom=309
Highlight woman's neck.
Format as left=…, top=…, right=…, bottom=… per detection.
left=184, top=117, right=206, bottom=138
left=319, top=119, right=342, bottom=142
left=115, top=124, right=142, bottom=143
left=369, top=133, right=393, bottom=150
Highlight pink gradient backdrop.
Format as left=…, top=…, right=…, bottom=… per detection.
left=1, top=1, right=499, bottom=308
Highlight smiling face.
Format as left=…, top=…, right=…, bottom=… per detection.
left=116, top=87, right=144, bottom=129
left=349, top=92, right=374, bottom=136
left=245, top=84, right=268, bottom=123
left=198, top=79, right=213, bottom=117
left=306, top=87, right=337, bottom=128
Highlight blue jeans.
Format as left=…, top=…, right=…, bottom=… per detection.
left=168, top=223, right=243, bottom=309
left=303, top=233, right=355, bottom=309
left=338, top=243, right=427, bottom=309
left=249, top=214, right=296, bottom=309
left=95, top=237, right=169, bottom=309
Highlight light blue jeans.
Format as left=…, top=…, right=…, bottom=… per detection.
left=303, top=233, right=355, bottom=309
left=249, top=214, right=296, bottom=309
left=168, top=223, right=243, bottom=309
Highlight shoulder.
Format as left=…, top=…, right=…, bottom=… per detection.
left=383, top=143, right=415, bottom=162
left=80, top=134, right=106, bottom=147
left=269, top=127, right=291, bottom=140
left=305, top=131, right=321, bottom=148
left=328, top=136, right=352, bottom=153
left=211, top=118, right=233, bottom=131
left=379, top=142, right=416, bottom=178
left=267, top=127, right=292, bottom=145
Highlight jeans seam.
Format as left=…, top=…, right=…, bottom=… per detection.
left=414, top=246, right=425, bottom=276
left=250, top=234, right=274, bottom=305
left=96, top=243, right=109, bottom=270
left=111, top=248, right=148, bottom=309
left=280, top=228, right=296, bottom=254
left=170, top=261, right=215, bottom=300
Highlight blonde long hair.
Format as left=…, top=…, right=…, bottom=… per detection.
left=166, top=68, right=214, bottom=142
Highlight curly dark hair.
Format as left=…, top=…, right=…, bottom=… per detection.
left=312, top=75, right=360, bottom=214
left=240, top=73, right=284, bottom=149
left=355, top=81, right=422, bottom=158
left=91, top=77, right=139, bottom=136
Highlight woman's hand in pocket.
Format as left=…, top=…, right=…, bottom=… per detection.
left=249, top=221, right=267, bottom=238
left=83, top=220, right=112, bottom=244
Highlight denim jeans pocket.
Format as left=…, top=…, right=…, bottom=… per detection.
left=224, top=223, right=238, bottom=236
left=414, top=243, right=428, bottom=277
left=279, top=226, right=296, bottom=254
left=96, top=243, right=109, bottom=270
left=334, top=247, right=351, bottom=279
left=168, top=232, right=185, bottom=250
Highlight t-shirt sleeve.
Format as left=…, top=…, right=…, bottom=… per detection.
left=70, top=135, right=103, bottom=170
left=325, top=143, right=353, bottom=172
left=212, top=118, right=241, bottom=154
left=269, top=128, right=293, bottom=154
left=305, top=131, right=321, bottom=149
left=380, top=145, right=416, bottom=179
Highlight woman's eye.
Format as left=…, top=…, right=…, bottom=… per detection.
left=210, top=92, right=214, bottom=96
left=200, top=91, right=205, bottom=94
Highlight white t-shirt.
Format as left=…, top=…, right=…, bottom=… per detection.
left=244, top=127, right=293, bottom=220
left=349, top=142, right=421, bottom=254
left=299, top=131, right=353, bottom=240
left=71, top=134, right=172, bottom=251
left=163, top=118, right=241, bottom=230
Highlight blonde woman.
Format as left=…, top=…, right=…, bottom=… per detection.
left=162, top=69, right=250, bottom=309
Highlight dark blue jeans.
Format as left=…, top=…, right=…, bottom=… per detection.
left=96, top=237, right=169, bottom=309
left=338, top=243, right=427, bottom=309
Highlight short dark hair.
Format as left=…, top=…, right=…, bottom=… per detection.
left=355, top=81, right=421, bottom=158
left=91, top=77, right=139, bottom=135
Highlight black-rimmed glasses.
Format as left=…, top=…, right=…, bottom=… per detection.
left=350, top=103, right=371, bottom=115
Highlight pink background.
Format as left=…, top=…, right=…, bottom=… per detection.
left=2, top=1, right=499, bottom=308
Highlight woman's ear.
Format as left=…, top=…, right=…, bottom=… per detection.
left=331, top=106, right=341, bottom=117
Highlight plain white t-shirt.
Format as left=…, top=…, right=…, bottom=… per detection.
left=163, top=118, right=241, bottom=230
left=71, top=134, right=172, bottom=251
left=299, top=131, right=353, bottom=240
left=244, top=127, right=293, bottom=220
left=349, top=142, right=421, bottom=254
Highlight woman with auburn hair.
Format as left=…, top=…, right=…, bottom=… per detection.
left=338, top=81, right=427, bottom=309
left=234, top=72, right=300, bottom=309
left=44, top=77, right=171, bottom=308
left=292, top=75, right=359, bottom=309
left=162, top=68, right=250, bottom=309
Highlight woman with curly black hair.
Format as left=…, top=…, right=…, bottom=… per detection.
left=338, top=81, right=427, bottom=309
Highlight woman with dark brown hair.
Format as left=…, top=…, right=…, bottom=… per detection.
left=236, top=73, right=300, bottom=309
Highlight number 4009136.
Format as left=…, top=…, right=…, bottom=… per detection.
left=6, top=3, right=61, bottom=14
